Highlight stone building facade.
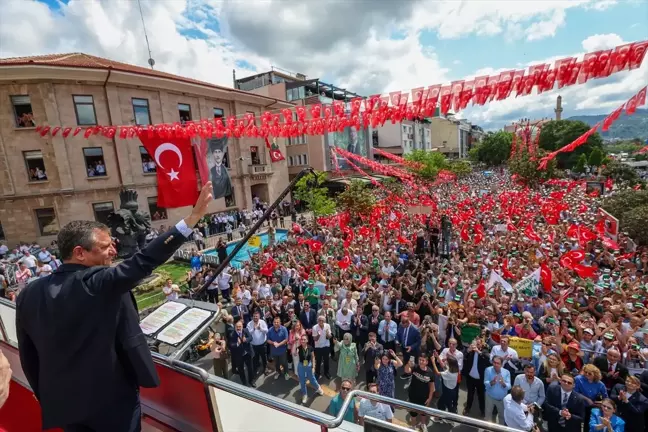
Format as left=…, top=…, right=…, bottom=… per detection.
left=0, top=54, right=292, bottom=246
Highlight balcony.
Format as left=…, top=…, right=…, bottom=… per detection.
left=247, top=164, right=273, bottom=180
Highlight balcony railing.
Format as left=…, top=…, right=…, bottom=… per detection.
left=248, top=164, right=272, bottom=175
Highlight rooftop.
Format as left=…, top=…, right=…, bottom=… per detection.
left=0, top=52, right=283, bottom=103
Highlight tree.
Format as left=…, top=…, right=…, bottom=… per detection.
left=588, top=147, right=605, bottom=167
left=382, top=177, right=404, bottom=196
left=336, top=179, right=377, bottom=218
left=538, top=120, right=603, bottom=169
left=574, top=154, right=587, bottom=173
left=473, top=131, right=512, bottom=166
left=602, top=190, right=648, bottom=245
left=448, top=160, right=472, bottom=177
left=404, top=149, right=448, bottom=179
left=508, top=150, right=557, bottom=186
left=293, top=171, right=336, bottom=217
left=601, top=160, right=643, bottom=187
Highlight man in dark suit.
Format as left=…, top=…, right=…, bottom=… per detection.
left=593, top=349, right=628, bottom=392
left=227, top=319, right=254, bottom=387
left=299, top=302, right=317, bottom=345
left=231, top=297, right=250, bottom=325
left=208, top=137, right=232, bottom=200
left=396, top=315, right=421, bottom=366
left=543, top=374, right=586, bottom=432
left=16, top=183, right=213, bottom=432
left=611, top=376, right=648, bottom=431
left=462, top=337, right=491, bottom=417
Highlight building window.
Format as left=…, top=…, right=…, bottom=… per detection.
left=286, top=87, right=305, bottom=101
left=73, top=95, right=97, bottom=126
left=23, top=150, right=47, bottom=182
left=132, top=98, right=151, bottom=125
left=83, top=147, right=107, bottom=177
left=11, top=95, right=35, bottom=127
left=92, top=202, right=114, bottom=225
left=288, top=135, right=306, bottom=145
left=402, top=125, right=407, bottom=133
left=35, top=208, right=59, bottom=236
left=178, top=103, right=191, bottom=123
left=140, top=146, right=156, bottom=173
left=225, top=190, right=236, bottom=207
left=0, top=221, right=4, bottom=241
left=148, top=197, right=167, bottom=221
left=213, top=107, right=224, bottom=119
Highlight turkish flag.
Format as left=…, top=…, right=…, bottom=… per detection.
left=265, top=137, right=285, bottom=162
left=540, top=262, right=552, bottom=293
left=476, top=279, right=486, bottom=299
left=139, top=134, right=198, bottom=208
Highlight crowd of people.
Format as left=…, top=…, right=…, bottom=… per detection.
left=182, top=170, right=647, bottom=432
left=0, top=241, right=61, bottom=299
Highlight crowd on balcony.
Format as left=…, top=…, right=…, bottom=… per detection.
left=182, top=170, right=648, bottom=432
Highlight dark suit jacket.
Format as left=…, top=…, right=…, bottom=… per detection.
left=16, top=226, right=189, bottom=428
left=299, top=309, right=317, bottom=330
left=610, top=383, right=648, bottom=431
left=593, top=357, right=629, bottom=390
left=462, top=348, right=491, bottom=378
left=231, top=304, right=250, bottom=325
left=397, top=324, right=421, bottom=352
left=543, top=382, right=586, bottom=432
left=227, top=328, right=252, bottom=359
left=210, top=164, right=232, bottom=199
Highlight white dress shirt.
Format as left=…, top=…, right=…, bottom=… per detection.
left=490, top=345, right=519, bottom=363
left=247, top=319, right=268, bottom=346
left=336, top=309, right=353, bottom=331
left=440, top=347, right=464, bottom=370
left=503, top=394, right=534, bottom=431
left=312, top=323, right=331, bottom=348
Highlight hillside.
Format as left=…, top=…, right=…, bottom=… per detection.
left=568, top=108, right=648, bottom=141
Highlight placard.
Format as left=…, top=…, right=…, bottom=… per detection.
left=156, top=308, right=213, bottom=346
left=598, top=208, right=619, bottom=240
left=509, top=336, right=533, bottom=358
left=514, top=268, right=540, bottom=297
left=140, top=301, right=188, bottom=335
left=247, top=235, right=262, bottom=247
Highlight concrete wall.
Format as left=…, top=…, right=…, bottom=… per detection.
left=0, top=75, right=290, bottom=245
left=430, top=118, right=459, bottom=157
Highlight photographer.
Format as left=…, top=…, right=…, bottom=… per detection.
left=504, top=385, right=538, bottom=431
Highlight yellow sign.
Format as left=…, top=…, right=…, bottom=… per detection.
left=247, top=236, right=261, bottom=248
left=509, top=336, right=533, bottom=358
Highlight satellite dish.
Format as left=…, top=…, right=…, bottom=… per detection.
left=148, top=58, right=155, bottom=68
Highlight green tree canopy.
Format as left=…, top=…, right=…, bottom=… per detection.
left=404, top=149, right=448, bottom=179
left=336, top=179, right=377, bottom=218
left=588, top=147, right=605, bottom=167
left=601, top=160, right=643, bottom=187
left=538, top=120, right=603, bottom=169
left=574, top=154, right=587, bottom=173
left=508, top=150, right=557, bottom=186
left=602, top=190, right=648, bottom=245
left=293, top=171, right=336, bottom=217
left=472, top=131, right=512, bottom=166
left=448, top=160, right=472, bottom=177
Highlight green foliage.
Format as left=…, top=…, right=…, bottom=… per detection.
left=567, top=109, right=648, bottom=140
left=601, top=160, right=643, bottom=187
left=448, top=160, right=472, bottom=177
left=472, top=131, right=512, bottom=166
left=468, top=146, right=481, bottom=162
left=574, top=154, right=587, bottom=173
left=294, top=171, right=337, bottom=217
left=404, top=149, right=448, bottom=179
left=336, top=180, right=377, bottom=217
left=382, top=177, right=404, bottom=195
left=604, top=141, right=645, bottom=154
left=538, top=120, right=603, bottom=169
left=602, top=190, right=648, bottom=245
left=588, top=147, right=605, bottom=167
left=508, top=150, right=557, bottom=186
left=634, top=153, right=648, bottom=161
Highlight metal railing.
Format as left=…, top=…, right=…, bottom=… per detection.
left=248, top=164, right=272, bottom=175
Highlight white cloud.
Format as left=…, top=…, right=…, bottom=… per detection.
left=0, top=0, right=643, bottom=132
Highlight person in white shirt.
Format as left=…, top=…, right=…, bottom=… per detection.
left=247, top=311, right=269, bottom=376
left=439, top=337, right=464, bottom=371
left=358, top=383, right=394, bottom=426
left=217, top=270, right=232, bottom=303
left=258, top=278, right=272, bottom=300
left=36, top=261, right=53, bottom=278
left=312, top=315, right=332, bottom=379
left=503, top=386, right=536, bottom=431
left=490, top=336, right=519, bottom=367
left=336, top=307, right=354, bottom=340
left=37, top=247, right=52, bottom=264
left=162, top=279, right=180, bottom=301
left=19, top=251, right=37, bottom=274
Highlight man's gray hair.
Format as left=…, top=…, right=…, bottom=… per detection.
left=58, top=220, right=109, bottom=260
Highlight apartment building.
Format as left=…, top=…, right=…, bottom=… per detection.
left=371, top=119, right=432, bottom=160
left=235, top=69, right=370, bottom=179
left=428, top=116, right=478, bottom=159
left=0, top=53, right=292, bottom=245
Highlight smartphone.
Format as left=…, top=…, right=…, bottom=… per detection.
left=409, top=356, right=416, bottom=366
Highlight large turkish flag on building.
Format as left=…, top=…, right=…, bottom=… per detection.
left=139, top=135, right=198, bottom=208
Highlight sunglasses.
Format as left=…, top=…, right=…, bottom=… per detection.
left=341, top=387, right=352, bottom=391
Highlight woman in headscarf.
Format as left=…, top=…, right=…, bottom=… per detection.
left=334, top=332, right=359, bottom=388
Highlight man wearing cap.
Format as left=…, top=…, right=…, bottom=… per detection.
left=208, top=137, right=232, bottom=200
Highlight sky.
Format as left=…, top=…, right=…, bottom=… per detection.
left=0, top=0, right=646, bottom=130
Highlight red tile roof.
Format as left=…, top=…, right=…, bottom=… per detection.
left=0, top=52, right=280, bottom=102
